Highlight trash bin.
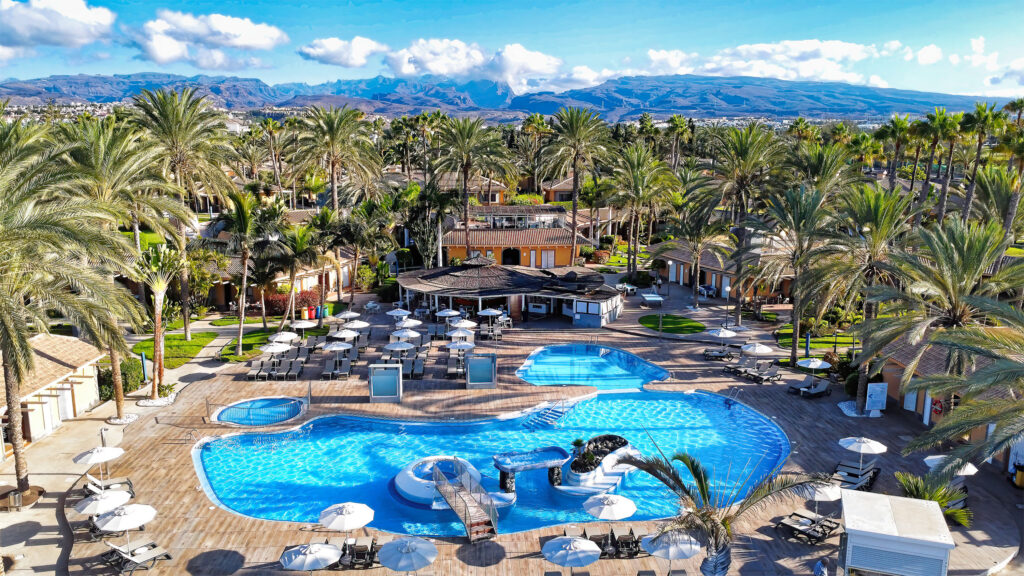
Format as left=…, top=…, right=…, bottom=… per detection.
left=1014, top=465, right=1024, bottom=489
left=308, top=306, right=315, bottom=319
left=301, top=308, right=309, bottom=320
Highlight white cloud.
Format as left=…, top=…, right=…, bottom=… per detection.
left=647, top=49, right=699, bottom=74
left=868, top=75, right=888, bottom=88
left=298, top=36, right=388, bottom=67
left=134, top=10, right=287, bottom=70
left=916, top=44, right=942, bottom=65
left=986, top=57, right=1024, bottom=88
left=0, top=0, right=113, bottom=61
left=386, top=38, right=486, bottom=76
left=903, top=47, right=914, bottom=61
left=948, top=54, right=961, bottom=66
left=965, top=35, right=999, bottom=71
left=486, top=43, right=562, bottom=92
left=697, top=39, right=875, bottom=84
left=880, top=40, right=902, bottom=56
left=970, top=36, right=985, bottom=55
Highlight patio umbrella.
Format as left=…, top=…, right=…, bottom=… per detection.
left=741, top=343, right=773, bottom=356
left=290, top=320, right=316, bottom=338
left=95, top=504, right=156, bottom=550
left=798, top=482, right=842, bottom=517
left=451, top=319, right=477, bottom=329
left=436, top=309, right=461, bottom=318
left=260, top=342, right=292, bottom=354
left=329, top=329, right=359, bottom=340
left=447, top=341, right=475, bottom=353
left=269, top=331, right=299, bottom=343
left=344, top=320, right=370, bottom=330
left=640, top=531, right=701, bottom=575
left=838, top=436, right=887, bottom=469
left=377, top=537, right=437, bottom=574
left=707, top=328, right=737, bottom=347
left=73, top=446, right=124, bottom=482
left=387, top=308, right=411, bottom=318
left=923, top=455, right=979, bottom=476
left=446, top=328, right=474, bottom=339
left=385, top=341, right=415, bottom=352
left=279, top=543, right=342, bottom=574
left=395, top=318, right=423, bottom=329
left=542, top=536, right=601, bottom=576
left=478, top=308, right=502, bottom=325
left=319, top=503, right=373, bottom=562
left=796, top=358, right=832, bottom=370
left=391, top=329, right=421, bottom=340
left=322, top=341, right=352, bottom=362
left=74, top=489, right=131, bottom=516
left=335, top=310, right=360, bottom=320
left=583, top=494, right=636, bottom=550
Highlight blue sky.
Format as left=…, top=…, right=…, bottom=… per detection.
left=1, top=0, right=1023, bottom=96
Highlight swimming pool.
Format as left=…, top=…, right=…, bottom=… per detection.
left=214, top=397, right=304, bottom=426
left=516, top=343, right=670, bottom=389
left=195, top=391, right=789, bottom=536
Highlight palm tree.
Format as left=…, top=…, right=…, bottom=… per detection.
left=935, top=112, right=964, bottom=221
left=661, top=191, right=732, bottom=308
left=307, top=206, right=343, bottom=327
left=846, top=132, right=883, bottom=173
left=579, top=175, right=616, bottom=243
left=713, top=123, right=785, bottom=325
left=786, top=117, right=818, bottom=142
left=1, top=117, right=136, bottom=492
left=544, top=107, right=610, bottom=261
left=231, top=132, right=268, bottom=184
left=435, top=117, right=510, bottom=255
left=877, top=114, right=911, bottom=193
left=275, top=224, right=322, bottom=329
left=820, top=184, right=914, bottom=414
left=746, top=186, right=835, bottom=364
left=619, top=451, right=823, bottom=576
left=245, top=255, right=282, bottom=330
left=665, top=114, right=691, bottom=171
left=829, top=122, right=852, bottom=146
left=960, top=103, right=1007, bottom=223
left=786, top=141, right=860, bottom=197
left=905, top=120, right=927, bottom=193
left=135, top=246, right=184, bottom=399
left=1003, top=97, right=1024, bottom=127
left=895, top=472, right=972, bottom=527
left=300, top=106, right=380, bottom=213
left=611, top=144, right=677, bottom=275
left=971, top=166, right=1023, bottom=266
left=132, top=88, right=232, bottom=342
left=260, top=117, right=284, bottom=193
left=913, top=109, right=949, bottom=226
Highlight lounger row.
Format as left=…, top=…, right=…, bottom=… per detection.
left=725, top=358, right=782, bottom=383
left=787, top=375, right=832, bottom=398
left=246, top=359, right=306, bottom=380
left=321, top=358, right=352, bottom=380
left=376, top=357, right=426, bottom=379
left=563, top=525, right=644, bottom=559
left=775, top=510, right=841, bottom=545
left=101, top=541, right=172, bottom=575
left=832, top=459, right=880, bottom=491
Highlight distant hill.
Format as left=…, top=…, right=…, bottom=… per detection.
left=0, top=72, right=989, bottom=120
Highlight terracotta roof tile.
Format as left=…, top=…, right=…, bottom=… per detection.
left=442, top=227, right=590, bottom=247
left=0, top=334, right=103, bottom=407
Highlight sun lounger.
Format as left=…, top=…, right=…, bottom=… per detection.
left=286, top=361, right=303, bottom=380
left=563, top=526, right=583, bottom=538
left=106, top=544, right=172, bottom=574
left=349, top=536, right=374, bottom=568
left=703, top=348, right=735, bottom=361
left=85, top=474, right=134, bottom=495
left=447, top=357, right=459, bottom=379
left=321, top=359, right=335, bottom=380
left=402, top=359, right=414, bottom=379
left=336, top=358, right=351, bottom=378
left=832, top=468, right=879, bottom=491
left=800, top=379, right=832, bottom=398
left=838, top=458, right=878, bottom=472
left=583, top=527, right=613, bottom=557
left=612, top=525, right=641, bottom=558
left=751, top=366, right=782, bottom=383
left=412, top=358, right=424, bottom=379
left=100, top=540, right=157, bottom=563
left=246, top=361, right=263, bottom=380
left=787, top=375, right=816, bottom=394
left=775, top=513, right=839, bottom=544
left=724, top=357, right=755, bottom=375
left=357, top=333, right=369, bottom=350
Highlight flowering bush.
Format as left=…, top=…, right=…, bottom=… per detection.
left=592, top=250, right=611, bottom=264
left=264, top=287, right=322, bottom=316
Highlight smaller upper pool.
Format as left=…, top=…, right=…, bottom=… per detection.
left=214, top=397, right=304, bottom=426
left=516, top=343, right=669, bottom=390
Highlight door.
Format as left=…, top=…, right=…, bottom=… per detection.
left=529, top=250, right=536, bottom=267
left=541, top=250, right=555, bottom=269
left=39, top=398, right=55, bottom=438
left=58, top=387, right=74, bottom=420
left=501, top=248, right=520, bottom=266
left=902, top=390, right=918, bottom=411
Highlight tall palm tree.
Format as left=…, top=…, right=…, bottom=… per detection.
left=713, top=123, right=785, bottom=325
left=544, top=107, right=610, bottom=261
left=245, top=255, right=282, bottom=330
left=231, top=132, right=268, bottom=184
left=971, top=166, right=1023, bottom=266
left=786, top=117, right=818, bottom=142
left=661, top=190, right=732, bottom=308
left=877, top=114, right=911, bottom=193
left=935, top=112, right=964, bottom=221
left=611, top=144, right=677, bottom=275
left=307, top=206, right=343, bottom=327
left=1003, top=97, right=1024, bottom=127
left=665, top=114, right=691, bottom=171
left=786, top=141, right=860, bottom=197
left=260, top=117, right=284, bottom=193
left=746, top=186, right=835, bottom=364
left=1, top=118, right=136, bottom=492
left=135, top=246, right=184, bottom=399
left=829, top=122, right=852, bottom=146
left=913, top=109, right=948, bottom=226
left=820, top=184, right=914, bottom=414
left=132, top=88, right=232, bottom=342
left=579, top=174, right=616, bottom=243
left=620, top=451, right=823, bottom=576
left=960, top=103, right=1007, bottom=223
left=275, top=224, right=322, bottom=329
left=435, top=117, right=510, bottom=255
left=300, top=106, right=380, bottom=213
left=846, top=132, right=883, bottom=173
left=905, top=120, right=927, bottom=193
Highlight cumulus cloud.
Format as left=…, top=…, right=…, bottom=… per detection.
left=880, top=40, right=902, bottom=56
left=0, top=0, right=113, bottom=61
left=966, top=35, right=999, bottom=71
left=697, top=39, right=876, bottom=84
left=986, top=57, right=1024, bottom=88
left=386, top=38, right=486, bottom=76
left=486, top=43, right=562, bottom=92
left=134, top=10, right=287, bottom=70
left=647, top=49, right=699, bottom=74
left=298, top=36, right=388, bottom=67
left=868, top=75, right=889, bottom=88
left=916, top=44, right=942, bottom=65
left=949, top=54, right=961, bottom=66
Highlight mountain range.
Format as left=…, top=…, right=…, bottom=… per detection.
left=0, top=72, right=989, bottom=121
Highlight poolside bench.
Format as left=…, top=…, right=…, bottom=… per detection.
left=246, top=361, right=263, bottom=380
left=321, top=359, right=335, bottom=381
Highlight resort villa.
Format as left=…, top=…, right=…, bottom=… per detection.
left=442, top=204, right=590, bottom=267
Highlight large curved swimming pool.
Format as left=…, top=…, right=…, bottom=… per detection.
left=194, top=391, right=789, bottom=536
left=516, top=344, right=670, bottom=389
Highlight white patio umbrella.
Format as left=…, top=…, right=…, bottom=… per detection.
left=478, top=308, right=502, bottom=325
left=451, top=319, right=477, bottom=329
left=322, top=341, right=352, bottom=362
left=269, top=331, right=299, bottom=343
left=319, top=502, right=373, bottom=561
left=335, top=310, right=361, bottom=320
left=640, top=531, right=701, bottom=575
left=391, top=328, right=421, bottom=340
left=395, top=318, right=423, bottom=329
left=798, top=482, right=842, bottom=517
left=73, top=446, right=124, bottom=481
left=377, top=537, right=437, bottom=574
left=542, top=536, right=601, bottom=576
left=741, top=343, right=773, bottom=356
left=797, top=358, right=832, bottom=370
left=447, top=341, right=475, bottom=352
left=385, top=341, right=415, bottom=352
left=436, top=309, right=461, bottom=318
left=838, top=436, right=887, bottom=469
left=446, top=328, right=474, bottom=339
left=329, top=329, right=360, bottom=340
left=290, top=320, right=316, bottom=338
left=74, top=489, right=131, bottom=516
left=344, top=320, right=370, bottom=330
left=386, top=308, right=411, bottom=318
left=707, top=328, right=737, bottom=347
left=279, top=543, right=342, bottom=574
left=923, top=455, right=979, bottom=476
left=95, top=504, right=156, bottom=550
left=260, top=342, right=292, bottom=354
left=583, top=494, right=636, bottom=549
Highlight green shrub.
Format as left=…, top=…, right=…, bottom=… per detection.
left=375, top=278, right=399, bottom=302
left=579, top=245, right=596, bottom=260
left=356, top=264, right=376, bottom=290
left=395, top=248, right=415, bottom=268
left=625, top=272, right=654, bottom=288
left=506, top=194, right=543, bottom=205
left=844, top=372, right=859, bottom=396
left=599, top=235, right=618, bottom=247
left=449, top=257, right=463, bottom=266
left=157, top=382, right=175, bottom=398
left=897, top=164, right=927, bottom=181
left=98, top=358, right=146, bottom=402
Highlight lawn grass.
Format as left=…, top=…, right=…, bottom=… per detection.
left=1006, top=246, right=1024, bottom=258
left=220, top=325, right=331, bottom=362
left=131, top=331, right=218, bottom=369
left=776, top=324, right=860, bottom=349
left=638, top=314, right=706, bottom=334
left=120, top=230, right=165, bottom=251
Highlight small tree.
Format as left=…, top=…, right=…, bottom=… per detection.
left=136, top=246, right=184, bottom=398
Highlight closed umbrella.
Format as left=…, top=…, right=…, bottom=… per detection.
left=377, top=537, right=437, bottom=574
left=74, top=489, right=131, bottom=516
left=387, top=308, right=411, bottom=318
left=583, top=494, right=636, bottom=552
left=640, top=531, right=701, bottom=575
left=73, top=446, right=124, bottom=481
left=290, top=320, right=316, bottom=338
left=923, top=455, right=979, bottom=476
left=269, top=331, right=299, bottom=343
left=797, top=358, right=831, bottom=370
left=279, top=543, right=342, bottom=574
left=260, top=342, right=292, bottom=354
left=542, top=536, right=600, bottom=576
left=451, top=319, right=477, bottom=329
left=838, top=436, right=887, bottom=469
left=391, top=329, right=421, bottom=340
left=336, top=310, right=360, bottom=320
left=395, top=318, right=423, bottom=329
left=798, top=482, right=842, bottom=517
left=329, top=329, right=359, bottom=341
left=95, top=504, right=156, bottom=550
left=344, top=320, right=370, bottom=330
left=741, top=343, right=773, bottom=356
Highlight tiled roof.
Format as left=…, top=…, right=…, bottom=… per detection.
left=390, top=170, right=508, bottom=192
left=469, top=205, right=565, bottom=216
left=648, top=241, right=735, bottom=272
left=284, top=209, right=318, bottom=224
left=542, top=175, right=574, bottom=192
left=442, top=227, right=590, bottom=247
left=0, top=334, right=104, bottom=409
left=398, top=263, right=611, bottom=299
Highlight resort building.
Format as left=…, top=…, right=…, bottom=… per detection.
left=542, top=175, right=574, bottom=203
left=390, top=169, right=509, bottom=205
left=396, top=256, right=622, bottom=327
left=442, top=205, right=590, bottom=267
left=652, top=239, right=795, bottom=301
left=0, top=334, right=104, bottom=455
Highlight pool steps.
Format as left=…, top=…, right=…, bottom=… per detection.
left=553, top=445, right=642, bottom=497
left=522, top=398, right=584, bottom=430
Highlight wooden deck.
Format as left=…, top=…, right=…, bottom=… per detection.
left=65, top=327, right=1020, bottom=575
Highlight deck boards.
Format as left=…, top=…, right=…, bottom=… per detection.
left=65, top=328, right=1020, bottom=575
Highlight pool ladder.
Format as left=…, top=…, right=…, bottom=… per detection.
left=523, top=399, right=573, bottom=431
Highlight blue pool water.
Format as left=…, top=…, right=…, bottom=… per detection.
left=196, top=391, right=789, bottom=535
left=215, top=397, right=303, bottom=426
left=516, top=343, right=670, bottom=389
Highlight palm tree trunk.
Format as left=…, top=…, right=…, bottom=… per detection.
left=108, top=346, right=125, bottom=420
left=962, top=135, right=985, bottom=223
left=693, top=256, right=702, bottom=309
left=316, top=268, right=327, bottom=329
left=260, top=288, right=268, bottom=330
left=3, top=360, right=31, bottom=492
left=176, top=174, right=193, bottom=343
left=330, top=160, right=339, bottom=213
left=349, top=247, right=359, bottom=308
left=937, top=143, right=956, bottom=220
left=571, top=159, right=580, bottom=264
left=277, top=269, right=297, bottom=331
left=888, top=143, right=902, bottom=192
left=732, top=199, right=748, bottom=327
left=152, top=292, right=164, bottom=399
left=699, top=543, right=732, bottom=576
left=790, top=291, right=801, bottom=365
left=436, top=216, right=444, bottom=268
left=855, top=279, right=877, bottom=415
left=996, top=189, right=1023, bottom=271
left=913, top=140, right=939, bottom=227
left=908, top=145, right=921, bottom=192
left=235, top=250, right=249, bottom=356
left=462, top=166, right=471, bottom=257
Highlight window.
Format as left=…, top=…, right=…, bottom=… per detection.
left=541, top=250, right=555, bottom=269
